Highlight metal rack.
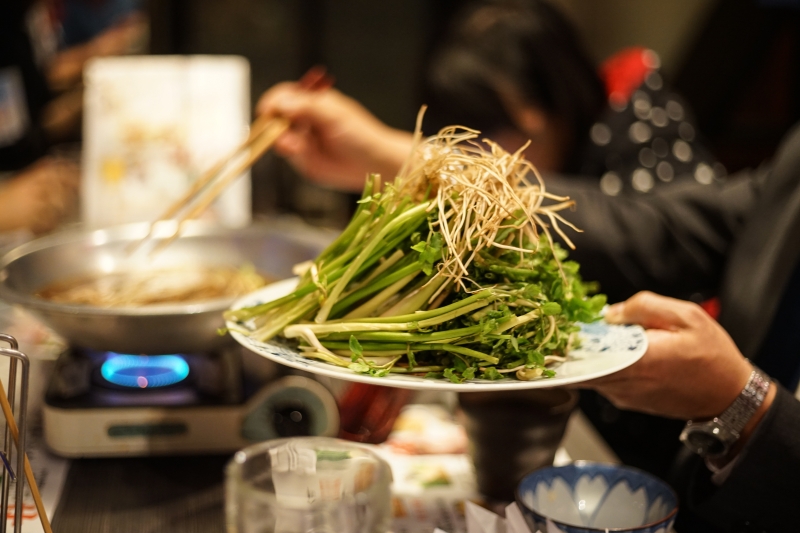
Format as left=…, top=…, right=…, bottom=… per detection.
left=0, top=333, right=31, bottom=533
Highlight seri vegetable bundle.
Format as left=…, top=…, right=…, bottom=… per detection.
left=225, top=124, right=605, bottom=382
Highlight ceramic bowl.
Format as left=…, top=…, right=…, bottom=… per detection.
left=516, top=462, right=678, bottom=533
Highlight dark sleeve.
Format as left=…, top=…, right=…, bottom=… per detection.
left=685, top=386, right=800, bottom=532
left=544, top=171, right=760, bottom=303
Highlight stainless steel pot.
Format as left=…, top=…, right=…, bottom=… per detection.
left=0, top=220, right=330, bottom=354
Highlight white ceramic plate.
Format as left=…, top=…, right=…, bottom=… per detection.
left=227, top=279, right=648, bottom=391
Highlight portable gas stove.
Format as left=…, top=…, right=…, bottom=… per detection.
left=43, top=344, right=339, bottom=457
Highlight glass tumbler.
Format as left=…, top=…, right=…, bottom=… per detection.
left=226, top=437, right=392, bottom=533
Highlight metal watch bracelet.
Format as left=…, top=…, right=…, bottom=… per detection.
left=680, top=367, right=771, bottom=459
left=719, top=367, right=771, bottom=438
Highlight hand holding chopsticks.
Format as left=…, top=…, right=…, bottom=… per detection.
left=129, top=67, right=334, bottom=256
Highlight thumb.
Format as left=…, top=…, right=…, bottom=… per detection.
left=605, top=291, right=701, bottom=331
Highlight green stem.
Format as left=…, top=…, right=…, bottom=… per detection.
left=291, top=298, right=492, bottom=337
left=301, top=350, right=350, bottom=368
left=310, top=174, right=378, bottom=267
left=319, top=324, right=484, bottom=343
left=491, top=308, right=540, bottom=334
left=410, top=343, right=499, bottom=364
left=330, top=261, right=422, bottom=318
left=315, top=201, right=432, bottom=323
left=312, top=209, right=373, bottom=271
left=252, top=293, right=319, bottom=342
left=338, top=289, right=493, bottom=324
left=345, top=249, right=404, bottom=293
left=321, top=341, right=410, bottom=351
left=389, top=366, right=445, bottom=374
left=342, top=272, right=418, bottom=319
left=380, top=275, right=447, bottom=317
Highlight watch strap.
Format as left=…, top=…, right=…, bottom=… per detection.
left=717, top=367, right=771, bottom=438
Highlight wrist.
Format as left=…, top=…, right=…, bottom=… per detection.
left=680, top=367, right=772, bottom=461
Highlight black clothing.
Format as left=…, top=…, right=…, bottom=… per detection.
left=755, top=260, right=800, bottom=391
left=547, top=123, right=800, bottom=531
left=689, top=386, right=800, bottom=533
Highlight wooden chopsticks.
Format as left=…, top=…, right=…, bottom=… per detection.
left=129, top=66, right=333, bottom=256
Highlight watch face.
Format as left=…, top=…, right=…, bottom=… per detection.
left=684, top=429, right=726, bottom=456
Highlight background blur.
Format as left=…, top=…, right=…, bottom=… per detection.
left=92, top=0, right=800, bottom=226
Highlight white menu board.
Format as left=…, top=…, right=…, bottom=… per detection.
left=81, top=55, right=251, bottom=228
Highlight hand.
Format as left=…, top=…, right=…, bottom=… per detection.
left=0, top=158, right=80, bottom=234
left=257, top=83, right=413, bottom=191
left=579, top=291, right=774, bottom=422
left=47, top=13, right=147, bottom=92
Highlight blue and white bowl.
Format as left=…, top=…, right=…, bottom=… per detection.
left=516, top=462, right=678, bottom=533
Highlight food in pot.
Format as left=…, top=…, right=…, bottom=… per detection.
left=37, top=264, right=268, bottom=307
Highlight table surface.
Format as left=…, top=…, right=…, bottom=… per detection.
left=53, top=454, right=230, bottom=533
left=48, top=411, right=618, bottom=533
left=0, top=248, right=620, bottom=533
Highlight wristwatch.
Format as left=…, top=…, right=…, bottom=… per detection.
left=680, top=368, right=771, bottom=459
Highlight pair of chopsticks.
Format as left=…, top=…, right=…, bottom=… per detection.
left=0, top=379, right=51, bottom=533
left=129, top=66, right=334, bottom=256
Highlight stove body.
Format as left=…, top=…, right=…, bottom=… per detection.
left=43, top=345, right=339, bottom=457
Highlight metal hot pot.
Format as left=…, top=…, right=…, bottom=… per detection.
left=0, top=219, right=330, bottom=354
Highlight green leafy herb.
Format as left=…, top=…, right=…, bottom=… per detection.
left=228, top=127, right=605, bottom=383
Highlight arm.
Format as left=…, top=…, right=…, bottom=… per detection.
left=257, top=83, right=412, bottom=192
left=0, top=158, right=80, bottom=234
left=546, top=172, right=757, bottom=303
left=582, top=292, right=798, bottom=532
left=686, top=385, right=800, bottom=532
left=47, top=13, right=147, bottom=92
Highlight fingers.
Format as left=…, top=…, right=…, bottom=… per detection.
left=256, top=86, right=334, bottom=163
left=256, top=82, right=301, bottom=117
left=605, top=290, right=709, bottom=331
left=272, top=132, right=304, bottom=157
left=257, top=83, right=333, bottom=121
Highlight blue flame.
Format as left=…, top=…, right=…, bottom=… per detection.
left=101, top=354, right=190, bottom=388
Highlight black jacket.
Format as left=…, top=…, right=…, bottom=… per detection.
left=546, top=123, right=800, bottom=532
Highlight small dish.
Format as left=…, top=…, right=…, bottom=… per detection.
left=516, top=462, right=678, bottom=533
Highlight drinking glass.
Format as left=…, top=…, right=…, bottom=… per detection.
left=337, top=383, right=413, bottom=444
left=226, top=437, right=392, bottom=533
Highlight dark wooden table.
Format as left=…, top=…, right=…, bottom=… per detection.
left=52, top=454, right=231, bottom=533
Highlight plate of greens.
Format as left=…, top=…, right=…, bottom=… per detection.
left=224, top=124, right=647, bottom=390
left=227, top=278, right=646, bottom=391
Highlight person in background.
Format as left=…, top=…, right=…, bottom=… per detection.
left=422, top=0, right=722, bottom=195
left=42, top=0, right=147, bottom=140
left=256, top=81, right=800, bottom=532
left=0, top=1, right=79, bottom=235
left=0, top=0, right=145, bottom=235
